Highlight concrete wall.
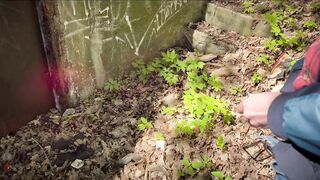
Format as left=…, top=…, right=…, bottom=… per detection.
left=39, top=0, right=206, bottom=105
left=0, top=1, right=54, bottom=136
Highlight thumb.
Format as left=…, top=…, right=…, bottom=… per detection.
left=236, top=102, right=244, bottom=114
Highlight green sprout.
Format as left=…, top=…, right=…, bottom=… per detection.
left=216, top=135, right=225, bottom=150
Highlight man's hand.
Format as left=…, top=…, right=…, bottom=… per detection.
left=237, top=92, right=281, bottom=128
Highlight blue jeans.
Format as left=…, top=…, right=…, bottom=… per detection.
left=257, top=136, right=289, bottom=180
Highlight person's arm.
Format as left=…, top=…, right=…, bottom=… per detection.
left=268, top=83, right=320, bottom=157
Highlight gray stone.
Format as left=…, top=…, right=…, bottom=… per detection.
left=117, top=153, right=143, bottom=165
left=192, top=30, right=236, bottom=55
left=162, top=93, right=179, bottom=107
left=198, top=54, right=218, bottom=62
left=205, top=3, right=270, bottom=37
left=63, top=108, right=76, bottom=117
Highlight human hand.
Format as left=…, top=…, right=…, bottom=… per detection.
left=237, top=92, right=281, bottom=128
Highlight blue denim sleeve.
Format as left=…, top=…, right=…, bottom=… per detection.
left=283, top=94, right=320, bottom=157
left=268, top=82, right=320, bottom=156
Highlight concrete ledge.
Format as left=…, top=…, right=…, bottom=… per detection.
left=205, top=3, right=270, bottom=37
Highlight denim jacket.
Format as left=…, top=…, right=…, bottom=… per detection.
left=268, top=59, right=320, bottom=180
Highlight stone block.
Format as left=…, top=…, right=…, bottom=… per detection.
left=205, top=3, right=270, bottom=37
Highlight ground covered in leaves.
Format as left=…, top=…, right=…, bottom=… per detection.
left=0, top=1, right=319, bottom=180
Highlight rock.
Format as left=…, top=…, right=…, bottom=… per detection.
left=117, top=153, right=143, bottom=165
left=192, top=30, right=236, bottom=55
left=269, top=67, right=285, bottom=79
left=109, top=126, right=129, bottom=138
left=198, top=54, right=218, bottom=62
left=1, top=151, right=13, bottom=161
left=134, top=170, right=144, bottom=178
left=271, top=83, right=285, bottom=92
left=63, top=108, right=75, bottom=117
left=209, top=67, right=239, bottom=77
left=257, top=68, right=267, bottom=76
left=71, top=159, right=84, bottom=169
left=162, top=93, right=179, bottom=107
left=85, top=104, right=101, bottom=114
left=222, top=50, right=243, bottom=62
left=155, top=140, right=166, bottom=151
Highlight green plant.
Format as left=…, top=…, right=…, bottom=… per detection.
left=176, top=90, right=232, bottom=136
left=284, top=4, right=300, bottom=15
left=176, top=120, right=194, bottom=136
left=264, top=39, right=278, bottom=51
left=208, top=75, right=224, bottom=92
left=242, top=0, right=255, bottom=14
left=216, top=135, right=225, bottom=150
left=161, top=106, right=176, bottom=116
left=180, top=156, right=212, bottom=177
left=256, top=54, right=273, bottom=65
left=263, top=11, right=305, bottom=52
left=159, top=68, right=180, bottom=86
left=211, top=171, right=232, bottom=180
left=229, top=85, right=243, bottom=95
left=186, top=71, right=207, bottom=91
left=104, top=79, right=120, bottom=92
left=138, top=117, right=153, bottom=131
left=154, top=132, right=165, bottom=141
left=132, top=59, right=152, bottom=82
left=251, top=73, right=264, bottom=84
left=303, top=20, right=318, bottom=30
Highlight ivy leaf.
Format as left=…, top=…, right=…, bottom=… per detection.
left=191, top=160, right=204, bottom=170
left=211, top=171, right=225, bottom=180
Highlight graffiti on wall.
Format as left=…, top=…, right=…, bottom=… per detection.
left=62, top=0, right=189, bottom=56
left=52, top=0, right=202, bottom=101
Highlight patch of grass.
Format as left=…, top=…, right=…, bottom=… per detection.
left=138, top=117, right=153, bottom=131
left=176, top=89, right=232, bottom=136
left=104, top=79, right=120, bottom=92
left=303, top=20, right=318, bottom=30
left=208, top=75, right=224, bottom=93
left=256, top=54, right=274, bottom=65
left=216, top=135, right=225, bottom=151
left=179, top=156, right=212, bottom=177
left=211, top=171, right=232, bottom=180
left=242, top=0, right=255, bottom=14
left=161, top=106, right=176, bottom=116
left=263, top=12, right=305, bottom=52
left=251, top=72, right=264, bottom=84
left=229, top=85, right=243, bottom=96
left=154, top=132, right=165, bottom=141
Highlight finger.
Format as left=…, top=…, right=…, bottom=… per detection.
left=249, top=118, right=268, bottom=128
left=236, top=102, right=244, bottom=113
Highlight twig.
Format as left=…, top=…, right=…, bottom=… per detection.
left=31, top=138, right=53, bottom=170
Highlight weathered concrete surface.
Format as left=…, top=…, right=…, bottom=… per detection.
left=205, top=3, right=270, bottom=37
left=0, top=1, right=54, bottom=136
left=191, top=30, right=236, bottom=55
left=40, top=0, right=206, bottom=105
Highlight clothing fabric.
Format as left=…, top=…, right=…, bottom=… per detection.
left=267, top=38, right=320, bottom=180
